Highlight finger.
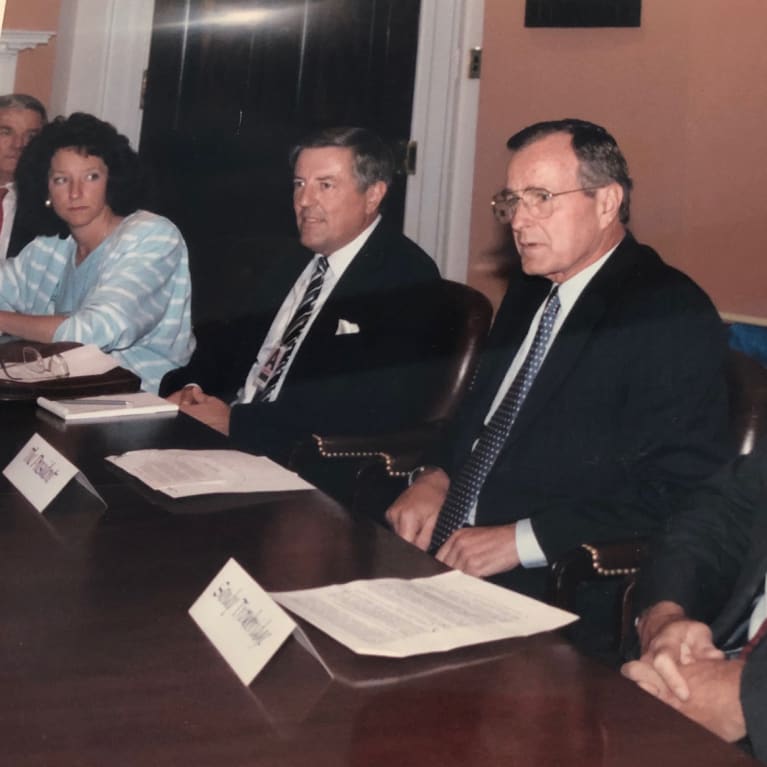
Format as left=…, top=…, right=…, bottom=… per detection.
left=652, top=653, right=691, bottom=701
left=623, top=662, right=677, bottom=704
left=391, top=507, right=419, bottom=543
left=688, top=637, right=724, bottom=660
left=384, top=504, right=401, bottom=529
left=434, top=531, right=463, bottom=566
left=413, top=514, right=436, bottom=551
left=180, top=384, right=205, bottom=405
left=621, top=660, right=645, bottom=682
left=622, top=661, right=658, bottom=688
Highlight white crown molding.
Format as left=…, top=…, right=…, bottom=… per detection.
left=0, top=29, right=55, bottom=54
left=0, top=29, right=56, bottom=94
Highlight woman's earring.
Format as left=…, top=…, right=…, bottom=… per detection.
left=44, top=199, right=51, bottom=208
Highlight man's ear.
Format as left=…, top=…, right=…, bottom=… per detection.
left=364, top=181, right=388, bottom=214
left=598, top=182, right=623, bottom=226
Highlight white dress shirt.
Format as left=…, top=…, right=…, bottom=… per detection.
left=236, top=216, right=381, bottom=404
left=0, top=182, right=17, bottom=259
left=467, top=244, right=618, bottom=567
left=749, top=577, right=767, bottom=640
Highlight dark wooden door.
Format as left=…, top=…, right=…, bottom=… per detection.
left=139, top=0, right=421, bottom=322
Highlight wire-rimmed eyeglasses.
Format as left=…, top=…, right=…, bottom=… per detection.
left=0, top=346, right=70, bottom=381
left=491, top=186, right=605, bottom=223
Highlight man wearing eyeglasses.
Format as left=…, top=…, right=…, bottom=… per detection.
left=387, top=118, right=730, bottom=647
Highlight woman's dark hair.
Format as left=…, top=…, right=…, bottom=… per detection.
left=15, top=112, right=145, bottom=238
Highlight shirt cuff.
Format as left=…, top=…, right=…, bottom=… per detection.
left=515, top=518, right=548, bottom=568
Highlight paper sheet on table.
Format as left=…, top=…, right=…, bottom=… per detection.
left=105, top=449, right=315, bottom=497
left=271, top=570, right=578, bottom=658
left=0, top=344, right=118, bottom=381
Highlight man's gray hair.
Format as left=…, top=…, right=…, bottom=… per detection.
left=0, top=93, right=47, bottom=123
left=507, top=118, right=633, bottom=225
left=290, top=126, right=394, bottom=191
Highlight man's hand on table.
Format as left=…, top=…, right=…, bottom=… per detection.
left=621, top=601, right=746, bottom=743
left=167, top=384, right=231, bottom=436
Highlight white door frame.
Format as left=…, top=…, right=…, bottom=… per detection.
left=404, top=0, right=483, bottom=281
left=51, top=0, right=483, bottom=283
left=50, top=0, right=155, bottom=147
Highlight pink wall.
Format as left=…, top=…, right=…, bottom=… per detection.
left=4, top=0, right=60, bottom=105
left=14, top=1, right=767, bottom=318
left=470, top=0, right=767, bottom=318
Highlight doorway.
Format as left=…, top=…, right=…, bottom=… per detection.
left=139, top=0, right=420, bottom=321
left=51, top=0, right=483, bottom=309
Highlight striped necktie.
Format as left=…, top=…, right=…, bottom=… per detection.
left=257, top=256, right=329, bottom=402
left=429, top=287, right=561, bottom=553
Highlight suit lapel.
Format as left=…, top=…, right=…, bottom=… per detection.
left=499, top=235, right=640, bottom=449
left=323, top=222, right=387, bottom=303
left=712, top=514, right=767, bottom=645
left=287, top=223, right=386, bottom=366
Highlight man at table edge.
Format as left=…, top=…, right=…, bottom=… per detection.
left=160, top=125, right=441, bottom=462
left=622, top=444, right=767, bottom=762
left=385, top=118, right=730, bottom=646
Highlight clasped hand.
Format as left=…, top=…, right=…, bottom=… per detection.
left=620, top=605, right=746, bottom=742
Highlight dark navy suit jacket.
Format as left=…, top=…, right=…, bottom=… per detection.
left=161, top=222, right=441, bottom=460
left=635, top=443, right=767, bottom=762
left=433, top=233, right=731, bottom=597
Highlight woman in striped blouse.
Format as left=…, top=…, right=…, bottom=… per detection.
left=0, top=112, right=194, bottom=392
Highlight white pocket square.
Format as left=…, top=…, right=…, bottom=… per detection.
left=335, top=319, right=360, bottom=336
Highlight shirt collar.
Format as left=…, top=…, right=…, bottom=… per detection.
left=554, top=241, right=619, bottom=314
left=321, top=215, right=381, bottom=277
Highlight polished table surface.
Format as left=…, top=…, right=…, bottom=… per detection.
left=1, top=403, right=757, bottom=766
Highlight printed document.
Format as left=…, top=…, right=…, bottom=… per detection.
left=271, top=570, right=577, bottom=657
left=106, top=449, right=314, bottom=498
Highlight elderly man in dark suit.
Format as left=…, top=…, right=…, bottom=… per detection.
left=622, top=444, right=767, bottom=762
left=0, top=93, right=47, bottom=259
left=387, top=119, right=730, bottom=618
left=161, top=126, right=440, bottom=461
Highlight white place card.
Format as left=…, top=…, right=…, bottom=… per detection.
left=3, top=433, right=82, bottom=513
left=189, top=558, right=297, bottom=686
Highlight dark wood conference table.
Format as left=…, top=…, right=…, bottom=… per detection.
left=1, top=403, right=757, bottom=766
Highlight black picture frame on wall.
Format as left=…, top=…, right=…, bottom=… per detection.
left=525, top=0, right=641, bottom=28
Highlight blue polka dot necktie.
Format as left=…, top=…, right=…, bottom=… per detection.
left=257, top=256, right=329, bottom=402
left=429, top=286, right=561, bottom=553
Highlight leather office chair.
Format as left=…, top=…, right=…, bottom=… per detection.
left=546, top=347, right=767, bottom=647
left=287, top=279, right=493, bottom=513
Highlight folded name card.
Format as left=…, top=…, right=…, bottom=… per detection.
left=3, top=433, right=102, bottom=513
left=189, top=558, right=297, bottom=685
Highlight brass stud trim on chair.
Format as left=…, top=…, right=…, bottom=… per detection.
left=581, top=543, right=640, bottom=577
left=312, top=435, right=409, bottom=477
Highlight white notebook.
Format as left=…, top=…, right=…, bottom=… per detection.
left=36, top=392, right=179, bottom=421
